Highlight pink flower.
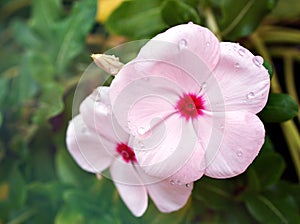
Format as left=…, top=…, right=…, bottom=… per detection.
left=109, top=23, right=270, bottom=184
left=66, top=87, right=193, bottom=217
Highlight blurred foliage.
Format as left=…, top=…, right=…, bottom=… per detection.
left=0, top=0, right=299, bottom=223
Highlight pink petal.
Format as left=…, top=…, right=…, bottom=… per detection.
left=110, top=161, right=148, bottom=217
left=66, top=115, right=113, bottom=173
left=205, top=42, right=270, bottom=113
left=132, top=113, right=202, bottom=183
left=110, top=25, right=221, bottom=107
left=147, top=177, right=193, bottom=213
left=204, top=111, right=265, bottom=178
left=80, top=87, right=128, bottom=148
left=138, top=23, right=220, bottom=71
left=110, top=70, right=185, bottom=133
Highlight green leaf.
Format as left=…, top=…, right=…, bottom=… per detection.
left=267, top=0, right=300, bottom=22
left=263, top=60, right=273, bottom=78
left=33, top=82, right=64, bottom=125
left=222, top=204, right=256, bottom=224
left=27, top=50, right=56, bottom=83
left=193, top=177, right=234, bottom=210
left=11, top=20, right=42, bottom=49
left=30, top=0, right=63, bottom=37
left=161, top=0, right=200, bottom=26
left=258, top=93, right=298, bottom=123
left=7, top=56, right=38, bottom=106
left=55, top=148, right=92, bottom=187
left=52, top=0, right=96, bottom=73
left=220, top=0, right=277, bottom=40
left=245, top=194, right=299, bottom=224
left=106, top=0, right=168, bottom=39
left=55, top=206, right=84, bottom=224
left=249, top=152, right=286, bottom=189
left=0, top=77, right=9, bottom=106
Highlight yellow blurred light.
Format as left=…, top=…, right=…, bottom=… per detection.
left=96, top=0, right=124, bottom=23
left=0, top=182, right=9, bottom=201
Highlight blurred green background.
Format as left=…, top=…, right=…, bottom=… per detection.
left=0, top=0, right=299, bottom=223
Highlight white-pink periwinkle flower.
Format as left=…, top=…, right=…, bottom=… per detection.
left=109, top=23, right=270, bottom=184
left=66, top=87, right=193, bottom=217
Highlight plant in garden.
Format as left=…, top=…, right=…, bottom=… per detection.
left=0, top=0, right=299, bottom=223
left=66, top=22, right=271, bottom=216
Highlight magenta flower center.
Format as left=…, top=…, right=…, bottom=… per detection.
left=176, top=93, right=204, bottom=120
left=116, top=143, right=137, bottom=163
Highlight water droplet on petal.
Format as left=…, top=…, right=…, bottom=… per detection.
left=201, top=82, right=207, bottom=89
left=237, top=151, right=243, bottom=157
left=247, top=92, right=255, bottom=99
left=178, top=39, right=187, bottom=50
left=185, top=183, right=191, bottom=188
left=138, top=127, right=146, bottom=135
left=170, top=180, right=175, bottom=185
left=206, top=41, right=210, bottom=47
left=188, top=21, right=194, bottom=25
left=234, top=63, right=240, bottom=68
left=238, top=48, right=246, bottom=56
left=252, top=56, right=264, bottom=67
left=176, top=180, right=181, bottom=185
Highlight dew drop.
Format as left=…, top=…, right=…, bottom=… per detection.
left=176, top=180, right=182, bottom=185
left=206, top=41, right=210, bottom=47
left=234, top=62, right=240, bottom=68
left=238, top=48, right=246, bottom=56
left=178, top=39, right=187, bottom=50
left=170, top=180, right=175, bottom=185
left=188, top=21, right=194, bottom=25
left=247, top=92, right=255, bottom=99
left=252, top=56, right=263, bottom=67
left=185, top=183, right=190, bottom=188
left=201, top=82, right=207, bottom=89
left=237, top=151, right=243, bottom=157
left=138, top=127, right=146, bottom=135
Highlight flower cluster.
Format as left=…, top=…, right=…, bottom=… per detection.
left=66, top=23, right=270, bottom=216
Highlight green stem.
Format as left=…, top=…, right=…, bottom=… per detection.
left=258, top=26, right=300, bottom=45
left=283, top=55, right=300, bottom=122
left=250, top=32, right=300, bottom=182
left=204, top=7, right=222, bottom=40
left=0, top=0, right=31, bottom=21
left=7, top=208, right=36, bottom=224
left=221, top=0, right=254, bottom=37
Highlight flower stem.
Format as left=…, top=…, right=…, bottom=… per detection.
left=250, top=32, right=300, bottom=182
left=283, top=55, right=300, bottom=122
left=203, top=7, right=222, bottom=41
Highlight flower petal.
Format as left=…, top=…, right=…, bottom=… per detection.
left=66, top=115, right=113, bottom=173
left=132, top=113, right=202, bottom=183
left=80, top=87, right=128, bottom=149
left=139, top=23, right=220, bottom=70
left=110, top=161, right=148, bottom=217
left=206, top=42, right=270, bottom=113
left=204, top=111, right=265, bottom=178
left=147, top=177, right=193, bottom=213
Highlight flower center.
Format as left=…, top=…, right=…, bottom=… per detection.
left=175, top=93, right=204, bottom=120
left=116, top=143, right=137, bottom=163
